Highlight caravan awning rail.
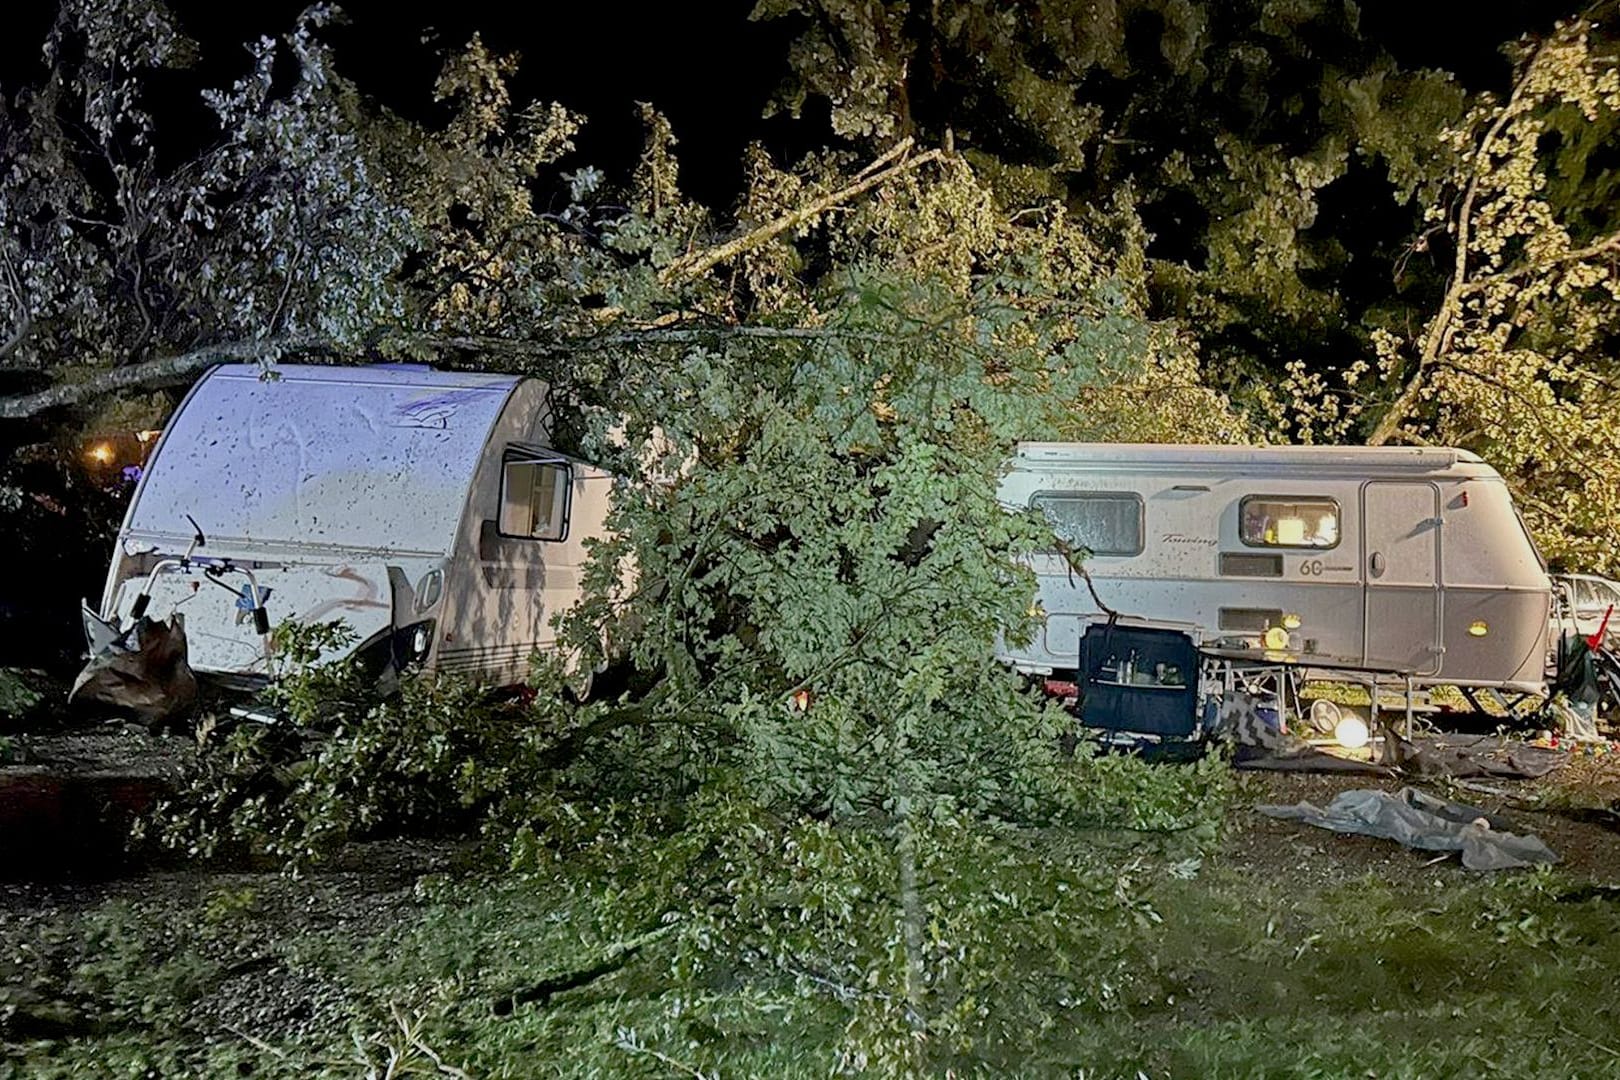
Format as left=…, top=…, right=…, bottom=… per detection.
left=1014, top=443, right=1478, bottom=473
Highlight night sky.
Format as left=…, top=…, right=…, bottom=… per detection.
left=3, top=0, right=1560, bottom=210
left=5, top=0, right=810, bottom=208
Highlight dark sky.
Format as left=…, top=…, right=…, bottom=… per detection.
left=179, top=0, right=814, bottom=206
left=2, top=0, right=810, bottom=209
left=5, top=1, right=1562, bottom=210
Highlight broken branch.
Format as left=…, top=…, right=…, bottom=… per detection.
left=658, top=138, right=946, bottom=286
left=0, top=336, right=326, bottom=420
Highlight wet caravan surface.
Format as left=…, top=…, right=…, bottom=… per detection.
left=998, top=443, right=1552, bottom=693
left=93, top=364, right=613, bottom=686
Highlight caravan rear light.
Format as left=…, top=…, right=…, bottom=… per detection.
left=1262, top=626, right=1290, bottom=650
left=415, top=569, right=444, bottom=612
left=1043, top=678, right=1079, bottom=698
left=390, top=620, right=437, bottom=668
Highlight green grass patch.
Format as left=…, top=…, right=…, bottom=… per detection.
left=9, top=838, right=1620, bottom=1077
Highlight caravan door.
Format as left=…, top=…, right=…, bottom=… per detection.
left=1361, top=481, right=1443, bottom=675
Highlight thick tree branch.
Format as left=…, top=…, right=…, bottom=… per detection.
left=1367, top=41, right=1545, bottom=447
left=659, top=138, right=945, bottom=286
left=0, top=336, right=323, bottom=420
left=0, top=322, right=907, bottom=421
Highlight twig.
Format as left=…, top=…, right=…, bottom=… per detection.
left=392, top=1003, right=472, bottom=1079
left=614, top=1028, right=716, bottom=1080
left=0, top=244, right=31, bottom=361
left=1565, top=1026, right=1620, bottom=1059
left=225, top=1025, right=293, bottom=1060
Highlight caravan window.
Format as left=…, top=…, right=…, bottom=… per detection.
left=499, top=452, right=572, bottom=541
left=1240, top=496, right=1339, bottom=550
left=1031, top=491, right=1144, bottom=556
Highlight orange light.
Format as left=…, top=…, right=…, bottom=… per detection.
left=87, top=443, right=114, bottom=465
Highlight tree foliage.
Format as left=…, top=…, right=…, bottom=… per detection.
left=0, top=2, right=410, bottom=377
left=751, top=0, right=1474, bottom=372
left=1360, top=19, right=1620, bottom=572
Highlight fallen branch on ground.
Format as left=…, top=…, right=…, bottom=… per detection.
left=495, top=922, right=677, bottom=1013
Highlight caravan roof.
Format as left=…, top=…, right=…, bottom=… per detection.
left=126, top=364, right=523, bottom=558
left=1014, top=442, right=1490, bottom=474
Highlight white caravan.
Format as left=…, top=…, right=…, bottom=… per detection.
left=83, top=363, right=613, bottom=690
left=998, top=443, right=1552, bottom=694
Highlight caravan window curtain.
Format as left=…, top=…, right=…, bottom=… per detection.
left=1031, top=492, right=1144, bottom=556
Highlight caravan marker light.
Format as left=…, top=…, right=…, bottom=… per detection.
left=1468, top=620, right=1489, bottom=637
left=1334, top=715, right=1370, bottom=750
left=1281, top=613, right=1302, bottom=630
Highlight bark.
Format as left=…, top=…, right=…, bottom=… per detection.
left=0, top=336, right=323, bottom=420
left=1367, top=40, right=1545, bottom=447
left=659, top=137, right=946, bottom=286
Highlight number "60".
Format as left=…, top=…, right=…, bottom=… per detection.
left=1299, top=559, right=1325, bottom=576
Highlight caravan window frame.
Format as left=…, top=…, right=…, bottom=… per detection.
left=497, top=448, right=573, bottom=543
left=1030, top=490, right=1145, bottom=557
left=1238, top=495, right=1341, bottom=551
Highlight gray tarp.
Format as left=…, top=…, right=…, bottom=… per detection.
left=1256, top=786, right=1559, bottom=871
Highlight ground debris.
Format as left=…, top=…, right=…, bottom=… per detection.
left=1257, top=785, right=1559, bottom=870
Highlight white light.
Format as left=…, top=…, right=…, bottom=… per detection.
left=1334, top=715, right=1369, bottom=750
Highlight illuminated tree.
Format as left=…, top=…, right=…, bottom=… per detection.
left=1361, top=19, right=1620, bottom=572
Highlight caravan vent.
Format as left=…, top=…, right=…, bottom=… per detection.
left=1219, top=607, right=1283, bottom=632
left=1220, top=552, right=1283, bottom=577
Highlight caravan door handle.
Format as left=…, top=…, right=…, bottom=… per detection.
left=1369, top=551, right=1387, bottom=576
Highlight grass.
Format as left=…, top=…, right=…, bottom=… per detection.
left=8, top=808, right=1620, bottom=1077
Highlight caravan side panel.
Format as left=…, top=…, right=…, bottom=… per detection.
left=435, top=382, right=615, bottom=685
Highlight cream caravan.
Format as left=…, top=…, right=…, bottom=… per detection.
left=998, top=443, right=1552, bottom=693
left=82, top=363, right=614, bottom=691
